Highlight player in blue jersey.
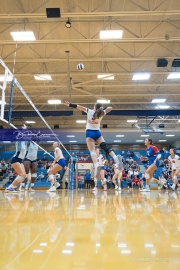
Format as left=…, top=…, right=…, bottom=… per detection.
left=140, top=138, right=161, bottom=192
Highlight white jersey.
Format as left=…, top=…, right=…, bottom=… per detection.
left=168, top=154, right=180, bottom=169
left=97, top=154, right=104, bottom=166
left=54, top=147, right=64, bottom=161
left=26, top=142, right=38, bottom=161
left=13, top=141, right=27, bottom=159
left=86, top=108, right=106, bottom=130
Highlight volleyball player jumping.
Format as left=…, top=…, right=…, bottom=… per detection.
left=65, top=101, right=123, bottom=178
left=140, top=138, right=161, bottom=192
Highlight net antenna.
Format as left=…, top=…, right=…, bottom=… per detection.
left=0, top=58, right=72, bottom=158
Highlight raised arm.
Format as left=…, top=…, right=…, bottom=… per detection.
left=104, top=107, right=112, bottom=115
left=65, top=101, right=87, bottom=113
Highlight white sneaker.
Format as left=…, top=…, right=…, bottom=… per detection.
left=29, top=186, right=35, bottom=192
left=47, top=186, right=56, bottom=192
left=54, top=182, right=60, bottom=189
left=118, top=187, right=121, bottom=191
left=115, top=185, right=118, bottom=190
left=92, top=187, right=97, bottom=191
left=25, top=185, right=29, bottom=191
left=140, top=187, right=150, bottom=192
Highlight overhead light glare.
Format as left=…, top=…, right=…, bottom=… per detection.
left=121, top=250, right=131, bottom=254
left=76, top=120, right=86, bottom=123
left=159, top=140, right=167, bottom=142
left=62, top=250, right=72, bottom=254
left=116, top=135, right=124, bottom=137
left=118, top=243, right=127, bottom=248
left=136, top=140, right=144, bottom=142
left=0, top=100, right=7, bottom=105
left=97, top=99, right=110, bottom=103
left=67, top=135, right=75, bottom=137
left=155, top=105, right=170, bottom=109
left=34, top=75, right=52, bottom=80
left=152, top=99, right=166, bottom=103
left=40, top=243, right=47, bottom=246
left=132, top=73, right=150, bottom=80
left=66, top=242, right=74, bottom=246
left=141, top=135, right=149, bottom=137
left=166, top=135, right=175, bottom=137
left=167, top=73, right=180, bottom=79
left=11, top=31, right=36, bottom=41
left=114, top=140, right=121, bottom=142
left=97, top=74, right=114, bottom=80
left=25, top=121, right=35, bottom=124
left=127, top=120, right=138, bottom=123
left=69, top=141, right=77, bottom=143
left=100, top=30, right=123, bottom=39
left=48, top=99, right=61, bottom=104
left=0, top=75, right=12, bottom=82
left=33, top=250, right=43, bottom=253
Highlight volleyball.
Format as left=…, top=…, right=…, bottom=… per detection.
left=77, top=63, right=84, bottom=71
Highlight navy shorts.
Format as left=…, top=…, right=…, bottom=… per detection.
left=24, top=158, right=37, bottom=163
left=57, top=158, right=66, bottom=168
left=86, top=129, right=102, bottom=141
left=100, top=166, right=105, bottom=170
left=11, top=156, right=23, bottom=164
left=149, top=159, right=160, bottom=167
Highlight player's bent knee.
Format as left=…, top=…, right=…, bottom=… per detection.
left=145, top=173, right=150, bottom=179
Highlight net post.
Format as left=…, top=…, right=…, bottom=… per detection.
left=70, top=157, right=74, bottom=190
left=1, top=67, right=9, bottom=119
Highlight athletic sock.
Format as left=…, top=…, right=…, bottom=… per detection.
left=172, top=183, right=175, bottom=189
left=9, top=184, right=17, bottom=189
left=31, top=183, right=34, bottom=187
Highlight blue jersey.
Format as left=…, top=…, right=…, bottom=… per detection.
left=146, top=145, right=160, bottom=165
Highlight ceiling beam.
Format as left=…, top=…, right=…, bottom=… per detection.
left=1, top=37, right=180, bottom=45
left=3, top=56, right=177, bottom=63
left=0, top=10, right=180, bottom=19
left=16, top=84, right=180, bottom=88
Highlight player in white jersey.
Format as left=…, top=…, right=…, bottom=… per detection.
left=47, top=142, right=66, bottom=192
left=93, top=148, right=107, bottom=191
left=5, top=125, right=27, bottom=193
left=20, top=141, right=39, bottom=192
left=168, top=148, right=180, bottom=191
left=112, top=163, right=123, bottom=191
left=65, top=101, right=123, bottom=178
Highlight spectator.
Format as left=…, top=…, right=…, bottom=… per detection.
left=122, top=170, right=127, bottom=181
left=128, top=168, right=134, bottom=179
left=127, top=150, right=131, bottom=157
left=131, top=151, right=134, bottom=157
left=78, top=174, right=82, bottom=189
left=132, top=175, right=143, bottom=189
left=134, top=169, right=139, bottom=178
left=133, top=161, right=140, bottom=171
left=128, top=157, right=134, bottom=166
left=85, top=170, right=91, bottom=189
left=0, top=169, right=4, bottom=181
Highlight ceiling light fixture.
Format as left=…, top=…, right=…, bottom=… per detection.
left=65, top=18, right=71, bottom=28
left=155, top=105, right=170, bottom=109
left=97, top=99, right=110, bottom=104
left=76, top=120, right=86, bottom=123
left=132, top=73, right=150, bottom=80
left=127, top=120, right=138, bottom=123
left=152, top=98, right=166, bottom=103
left=48, top=100, right=61, bottom=104
left=69, top=141, right=77, bottom=143
left=159, top=140, right=167, bottom=142
left=167, top=73, right=180, bottom=79
left=100, top=30, right=123, bottom=39
left=114, top=140, right=121, bottom=142
left=0, top=75, right=12, bottom=82
left=136, top=140, right=144, bottom=142
left=141, top=135, right=149, bottom=137
left=25, top=121, right=35, bottom=124
left=166, top=135, right=175, bottom=137
left=97, top=74, right=114, bottom=80
left=34, top=75, right=52, bottom=80
left=11, top=31, right=36, bottom=41
left=67, top=135, right=75, bottom=137
left=116, top=135, right=124, bottom=137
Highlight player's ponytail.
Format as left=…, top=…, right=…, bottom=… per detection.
left=93, top=103, right=104, bottom=119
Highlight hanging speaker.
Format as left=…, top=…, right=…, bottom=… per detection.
left=156, top=58, right=168, bottom=67
left=102, top=124, right=108, bottom=128
left=172, top=59, right=180, bottom=67
left=46, top=8, right=60, bottom=18
left=54, top=125, right=59, bottom=129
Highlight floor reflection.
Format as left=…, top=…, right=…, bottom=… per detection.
left=0, top=189, right=180, bottom=270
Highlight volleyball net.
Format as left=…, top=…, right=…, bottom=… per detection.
left=0, top=58, right=74, bottom=188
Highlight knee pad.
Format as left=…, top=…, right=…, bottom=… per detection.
left=15, top=175, right=25, bottom=183
left=49, top=174, right=54, bottom=181
left=145, top=173, right=150, bottom=179
left=31, top=173, right=37, bottom=178
left=100, top=142, right=112, bottom=155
